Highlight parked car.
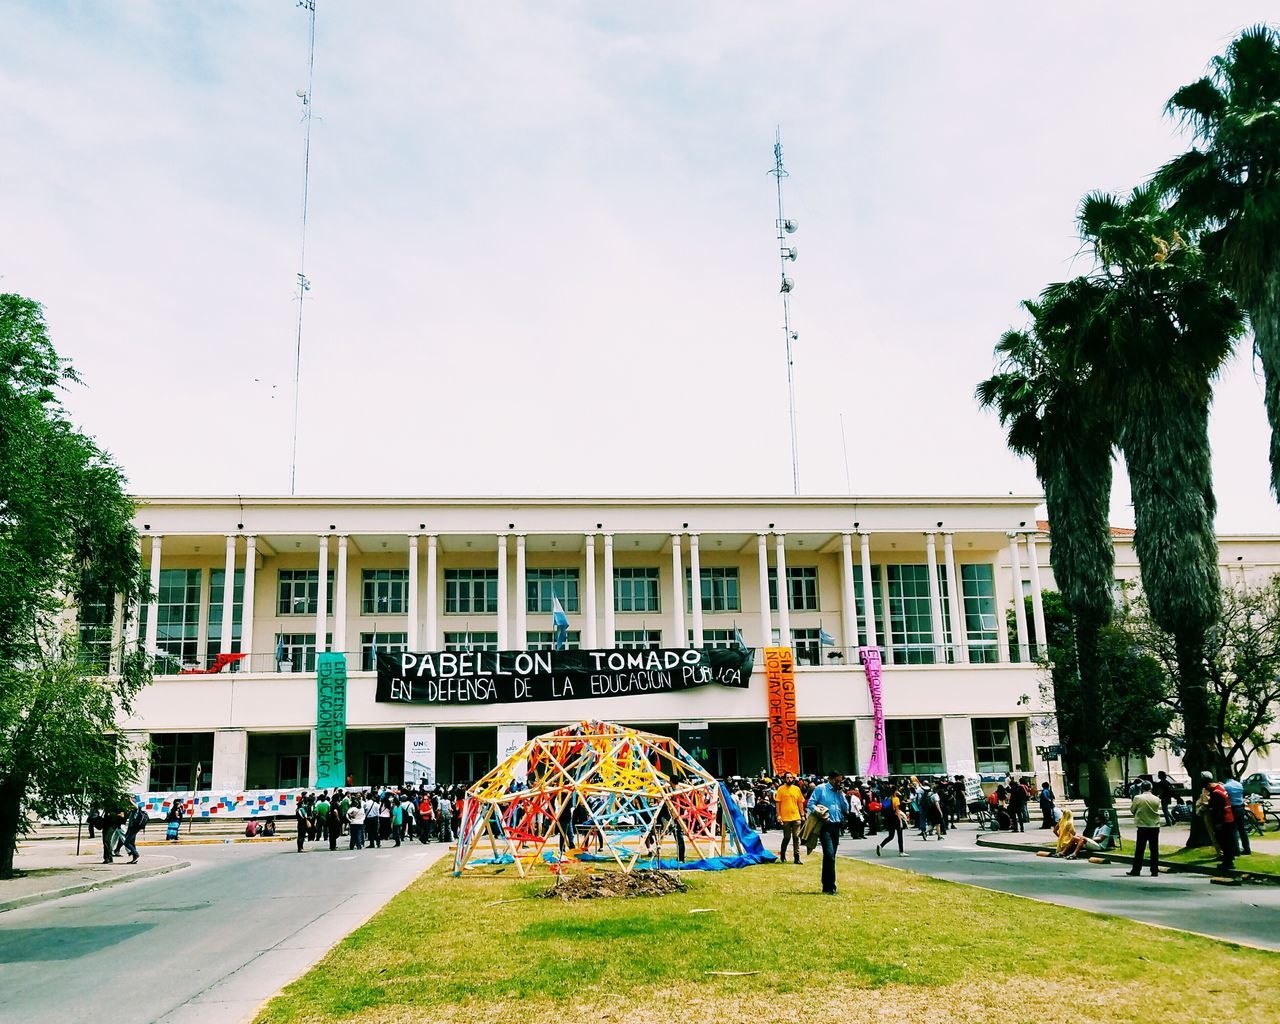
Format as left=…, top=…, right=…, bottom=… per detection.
left=1242, top=771, right=1280, bottom=798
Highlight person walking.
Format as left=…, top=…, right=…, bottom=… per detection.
left=347, top=798, right=366, bottom=850
left=1127, top=780, right=1162, bottom=877
left=1223, top=774, right=1252, bottom=858
left=99, top=806, right=126, bottom=864
left=809, top=772, right=846, bottom=895
left=1038, top=782, right=1056, bottom=829
left=1007, top=777, right=1027, bottom=833
left=774, top=772, right=805, bottom=865
left=119, top=803, right=149, bottom=864
left=876, top=787, right=907, bottom=857
left=295, top=797, right=310, bottom=853
left=1155, top=770, right=1177, bottom=827
left=164, top=798, right=184, bottom=841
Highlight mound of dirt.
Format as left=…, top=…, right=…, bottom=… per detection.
left=537, top=870, right=688, bottom=901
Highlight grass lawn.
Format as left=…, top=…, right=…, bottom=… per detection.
left=254, top=858, right=1280, bottom=1024
left=1162, top=846, right=1280, bottom=875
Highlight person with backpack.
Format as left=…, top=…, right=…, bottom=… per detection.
left=99, top=805, right=127, bottom=864
left=437, top=792, right=453, bottom=843
left=295, top=796, right=311, bottom=852
left=165, top=798, right=184, bottom=841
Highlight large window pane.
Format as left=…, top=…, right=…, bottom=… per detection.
left=972, top=717, right=1012, bottom=774
left=961, top=563, right=1000, bottom=664
left=526, top=569, right=579, bottom=613
left=886, top=718, right=943, bottom=776
left=613, top=568, right=660, bottom=613
left=277, top=570, right=335, bottom=616
left=206, top=569, right=245, bottom=668
left=148, top=732, right=214, bottom=791
left=444, top=569, right=499, bottom=614
left=362, top=569, right=409, bottom=614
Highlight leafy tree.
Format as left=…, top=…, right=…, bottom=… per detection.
left=978, top=301, right=1118, bottom=808
left=1158, top=25, right=1280, bottom=499
left=0, top=294, right=148, bottom=879
left=1123, top=579, right=1280, bottom=780
left=1094, top=624, right=1175, bottom=792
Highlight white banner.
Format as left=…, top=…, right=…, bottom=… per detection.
left=497, top=724, right=528, bottom=784
left=404, top=725, right=437, bottom=786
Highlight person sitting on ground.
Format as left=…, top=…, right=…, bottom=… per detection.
left=1053, top=808, right=1078, bottom=857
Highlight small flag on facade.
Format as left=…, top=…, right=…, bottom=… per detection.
left=552, top=594, right=569, bottom=650
left=734, top=627, right=747, bottom=649
left=818, top=628, right=836, bottom=646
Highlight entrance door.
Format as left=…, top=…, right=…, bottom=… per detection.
left=366, top=753, right=405, bottom=788
left=278, top=754, right=310, bottom=789
left=451, top=751, right=492, bottom=784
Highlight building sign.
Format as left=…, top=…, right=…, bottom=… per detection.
left=497, top=724, right=529, bottom=784
left=764, top=646, right=799, bottom=775
left=860, top=646, right=887, bottom=776
left=375, top=647, right=753, bottom=706
left=404, top=726, right=437, bottom=785
left=315, top=653, right=348, bottom=789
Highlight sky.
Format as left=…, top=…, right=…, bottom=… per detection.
left=3, top=2, right=1279, bottom=533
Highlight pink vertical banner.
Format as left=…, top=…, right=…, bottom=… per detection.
left=861, top=646, right=888, bottom=776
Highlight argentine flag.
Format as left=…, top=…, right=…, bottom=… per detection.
left=552, top=594, right=570, bottom=650
left=818, top=627, right=836, bottom=646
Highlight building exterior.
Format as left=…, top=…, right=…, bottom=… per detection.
left=88, top=495, right=1279, bottom=797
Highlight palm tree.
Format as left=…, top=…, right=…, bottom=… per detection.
left=977, top=299, right=1117, bottom=808
left=1066, top=187, right=1244, bottom=838
left=1158, top=24, right=1280, bottom=498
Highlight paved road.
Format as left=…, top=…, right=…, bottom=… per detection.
left=0, top=837, right=450, bottom=1024
left=838, top=827, right=1280, bottom=950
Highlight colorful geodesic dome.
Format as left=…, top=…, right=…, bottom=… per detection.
left=452, top=720, right=775, bottom=876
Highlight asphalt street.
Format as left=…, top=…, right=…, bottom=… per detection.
left=0, top=837, right=450, bottom=1024
left=838, top=826, right=1280, bottom=950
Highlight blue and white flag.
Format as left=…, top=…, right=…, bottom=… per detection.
left=734, top=627, right=748, bottom=650
left=552, top=594, right=570, bottom=650
left=818, top=627, right=837, bottom=646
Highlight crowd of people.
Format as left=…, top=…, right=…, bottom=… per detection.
left=290, top=784, right=471, bottom=852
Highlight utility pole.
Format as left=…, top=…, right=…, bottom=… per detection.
left=769, top=128, right=800, bottom=494
left=289, top=0, right=317, bottom=495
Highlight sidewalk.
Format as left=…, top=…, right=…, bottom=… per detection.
left=0, top=839, right=189, bottom=913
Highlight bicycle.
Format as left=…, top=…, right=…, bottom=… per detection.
left=1244, top=798, right=1280, bottom=834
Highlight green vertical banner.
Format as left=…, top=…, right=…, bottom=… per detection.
left=316, top=653, right=348, bottom=789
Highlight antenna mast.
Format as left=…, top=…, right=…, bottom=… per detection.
left=289, top=0, right=317, bottom=496
left=769, top=128, right=800, bottom=494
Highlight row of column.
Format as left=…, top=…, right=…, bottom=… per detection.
left=128, top=528, right=1048, bottom=661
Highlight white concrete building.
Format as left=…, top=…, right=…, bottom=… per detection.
left=84, top=495, right=1279, bottom=795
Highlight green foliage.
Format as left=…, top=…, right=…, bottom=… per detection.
left=0, top=294, right=150, bottom=878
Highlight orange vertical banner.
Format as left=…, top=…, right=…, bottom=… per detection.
left=764, top=646, right=799, bottom=775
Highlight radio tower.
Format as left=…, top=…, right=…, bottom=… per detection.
left=769, top=128, right=800, bottom=494
left=289, top=0, right=317, bottom=495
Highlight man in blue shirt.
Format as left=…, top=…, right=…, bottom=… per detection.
left=1223, top=775, right=1251, bottom=856
left=810, top=772, right=846, bottom=895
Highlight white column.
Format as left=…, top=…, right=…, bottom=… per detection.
left=774, top=534, right=791, bottom=648
left=515, top=534, right=527, bottom=651
left=670, top=533, right=686, bottom=646
left=110, top=592, right=124, bottom=674
left=211, top=730, right=248, bottom=792
left=603, top=535, right=616, bottom=647
left=334, top=535, right=349, bottom=654
left=756, top=533, right=772, bottom=646
left=407, top=534, right=420, bottom=649
left=145, top=535, right=162, bottom=658
left=584, top=534, right=598, bottom=648
left=196, top=569, right=212, bottom=667
left=925, top=533, right=946, bottom=663
left=1008, top=532, right=1029, bottom=662
left=994, top=558, right=1011, bottom=663
left=840, top=532, right=856, bottom=655
left=943, top=532, right=967, bottom=664
left=126, top=537, right=143, bottom=649
left=315, top=534, right=329, bottom=653
left=219, top=534, right=237, bottom=655
left=426, top=535, right=439, bottom=648
left=497, top=534, right=509, bottom=648
left=878, top=561, right=894, bottom=666
left=859, top=532, right=878, bottom=650
left=242, top=536, right=257, bottom=668
left=689, top=533, right=704, bottom=648
left=1025, top=533, right=1047, bottom=657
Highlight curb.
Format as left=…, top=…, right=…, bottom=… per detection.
left=975, top=835, right=1280, bottom=885
left=0, top=859, right=190, bottom=914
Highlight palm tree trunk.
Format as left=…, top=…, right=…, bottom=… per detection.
left=0, top=774, right=26, bottom=879
left=1251, top=268, right=1280, bottom=501
left=1173, top=630, right=1217, bottom=848
left=1074, top=621, right=1114, bottom=810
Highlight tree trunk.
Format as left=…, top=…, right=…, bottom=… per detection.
left=0, top=775, right=26, bottom=880
left=1075, top=622, right=1114, bottom=810
left=1252, top=268, right=1280, bottom=501
left=1174, top=629, right=1217, bottom=848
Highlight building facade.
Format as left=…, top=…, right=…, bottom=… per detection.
left=89, top=495, right=1279, bottom=796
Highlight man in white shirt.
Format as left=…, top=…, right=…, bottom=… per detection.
left=362, top=794, right=381, bottom=848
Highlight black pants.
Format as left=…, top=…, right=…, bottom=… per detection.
left=296, top=823, right=306, bottom=852
left=819, top=823, right=841, bottom=893
left=878, top=821, right=904, bottom=853
left=1130, top=826, right=1159, bottom=875
left=101, top=831, right=114, bottom=863
left=1215, top=824, right=1237, bottom=868
left=1009, top=806, right=1025, bottom=832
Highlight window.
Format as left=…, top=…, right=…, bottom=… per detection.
left=768, top=566, right=819, bottom=612
left=687, top=628, right=738, bottom=650
left=972, top=718, right=1013, bottom=774
left=444, top=569, right=498, bottom=614
left=614, top=567, right=660, bottom=612
left=710, top=747, right=739, bottom=777
left=615, top=629, right=662, bottom=650
left=685, top=567, right=741, bottom=612
left=527, top=630, right=582, bottom=651
left=153, top=569, right=201, bottom=670
left=205, top=569, right=244, bottom=668
left=961, top=563, right=1000, bottom=664
left=148, top=732, right=214, bottom=791
left=361, top=631, right=408, bottom=671
left=275, top=632, right=331, bottom=673
left=526, top=568, right=579, bottom=613
left=853, top=567, right=883, bottom=649
left=77, top=596, right=114, bottom=673
left=443, top=631, right=498, bottom=652
left=278, top=753, right=310, bottom=789
left=277, top=569, right=335, bottom=616
left=362, top=569, right=409, bottom=614
left=792, top=627, right=822, bottom=666
left=886, top=719, right=944, bottom=776
left=886, top=564, right=936, bottom=664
